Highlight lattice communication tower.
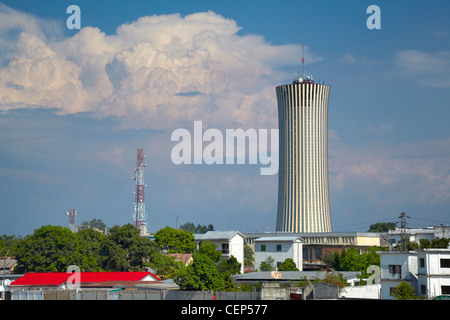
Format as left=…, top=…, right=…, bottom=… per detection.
left=132, top=149, right=147, bottom=230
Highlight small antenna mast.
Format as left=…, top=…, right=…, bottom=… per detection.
left=301, top=40, right=304, bottom=78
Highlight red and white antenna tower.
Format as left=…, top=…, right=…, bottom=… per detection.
left=65, top=209, right=76, bottom=232
left=132, top=149, right=147, bottom=231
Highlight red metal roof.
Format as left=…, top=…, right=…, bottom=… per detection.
left=10, top=271, right=160, bottom=287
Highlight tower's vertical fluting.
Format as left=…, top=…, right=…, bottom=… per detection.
left=275, top=78, right=332, bottom=233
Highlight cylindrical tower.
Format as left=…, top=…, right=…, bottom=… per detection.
left=275, top=77, right=332, bottom=233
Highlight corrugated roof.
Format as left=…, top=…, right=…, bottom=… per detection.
left=232, top=271, right=361, bottom=282
left=195, top=230, right=244, bottom=241
left=254, top=236, right=302, bottom=242
left=10, top=271, right=160, bottom=287
left=166, top=253, right=193, bottom=265
left=0, top=257, right=17, bottom=271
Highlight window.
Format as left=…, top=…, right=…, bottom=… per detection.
left=442, top=286, right=450, bottom=295
left=389, top=265, right=402, bottom=275
left=303, top=248, right=309, bottom=259
left=389, top=287, right=397, bottom=296
left=315, top=248, right=322, bottom=259
left=440, top=259, right=450, bottom=268
left=222, top=243, right=229, bottom=254
left=261, top=244, right=266, bottom=252
left=420, top=258, right=425, bottom=268
left=420, top=285, right=426, bottom=295
left=276, top=244, right=282, bottom=252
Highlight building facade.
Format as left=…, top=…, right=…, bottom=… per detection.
left=378, top=251, right=418, bottom=299
left=275, top=79, right=332, bottom=233
left=417, top=249, right=450, bottom=298
left=386, top=225, right=450, bottom=248
left=254, top=236, right=303, bottom=271
left=245, top=232, right=381, bottom=270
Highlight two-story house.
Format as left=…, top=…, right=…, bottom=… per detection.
left=378, top=251, right=418, bottom=299
left=254, top=236, right=303, bottom=271
left=195, top=230, right=245, bottom=274
left=417, top=249, right=450, bottom=298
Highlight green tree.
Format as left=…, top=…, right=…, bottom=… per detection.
left=217, top=256, right=241, bottom=276
left=259, top=256, right=275, bottom=271
left=99, top=239, right=130, bottom=271
left=321, top=247, right=381, bottom=280
left=100, top=224, right=159, bottom=271
left=14, top=225, right=94, bottom=273
left=174, top=253, right=224, bottom=292
left=393, top=281, right=416, bottom=300
left=431, top=238, right=450, bottom=248
left=217, top=256, right=241, bottom=291
left=147, top=253, right=185, bottom=280
left=244, top=244, right=254, bottom=267
left=76, top=228, right=105, bottom=271
left=154, top=226, right=197, bottom=253
left=81, top=218, right=107, bottom=231
left=419, top=238, right=431, bottom=249
left=0, top=234, right=24, bottom=256
left=198, top=241, right=222, bottom=263
left=278, top=258, right=299, bottom=271
left=368, top=222, right=396, bottom=232
left=180, top=222, right=214, bottom=234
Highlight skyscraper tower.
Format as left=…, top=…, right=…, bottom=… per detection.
left=132, top=148, right=147, bottom=234
left=275, top=72, right=332, bottom=233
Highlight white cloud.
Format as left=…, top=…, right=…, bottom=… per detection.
left=0, top=32, right=89, bottom=113
left=394, top=50, right=450, bottom=87
left=0, top=8, right=321, bottom=131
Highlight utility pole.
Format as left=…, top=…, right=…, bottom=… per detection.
left=398, top=212, right=410, bottom=252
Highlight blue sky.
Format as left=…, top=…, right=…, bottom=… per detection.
left=0, top=0, right=449, bottom=236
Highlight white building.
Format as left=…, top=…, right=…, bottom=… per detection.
left=417, top=249, right=450, bottom=299
left=386, top=225, right=450, bottom=248
left=378, top=251, right=418, bottom=299
left=254, top=236, right=303, bottom=271
left=195, top=231, right=245, bottom=274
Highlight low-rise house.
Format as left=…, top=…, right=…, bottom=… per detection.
left=378, top=251, right=418, bottom=299
left=386, top=225, right=450, bottom=248
left=195, top=231, right=245, bottom=274
left=245, top=231, right=381, bottom=270
left=9, top=271, right=160, bottom=291
left=417, top=248, right=450, bottom=298
left=379, top=248, right=450, bottom=299
left=254, top=236, right=303, bottom=271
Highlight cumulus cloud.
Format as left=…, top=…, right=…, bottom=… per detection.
left=329, top=137, right=450, bottom=206
left=0, top=8, right=321, bottom=131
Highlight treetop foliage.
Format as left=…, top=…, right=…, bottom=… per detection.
left=179, top=222, right=214, bottom=234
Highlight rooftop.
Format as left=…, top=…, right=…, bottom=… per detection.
left=232, top=271, right=361, bottom=283
left=10, top=271, right=160, bottom=287
left=195, top=230, right=244, bottom=241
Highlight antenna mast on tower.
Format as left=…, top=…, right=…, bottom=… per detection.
left=65, top=209, right=76, bottom=232
left=132, top=149, right=148, bottom=234
left=302, top=40, right=305, bottom=78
